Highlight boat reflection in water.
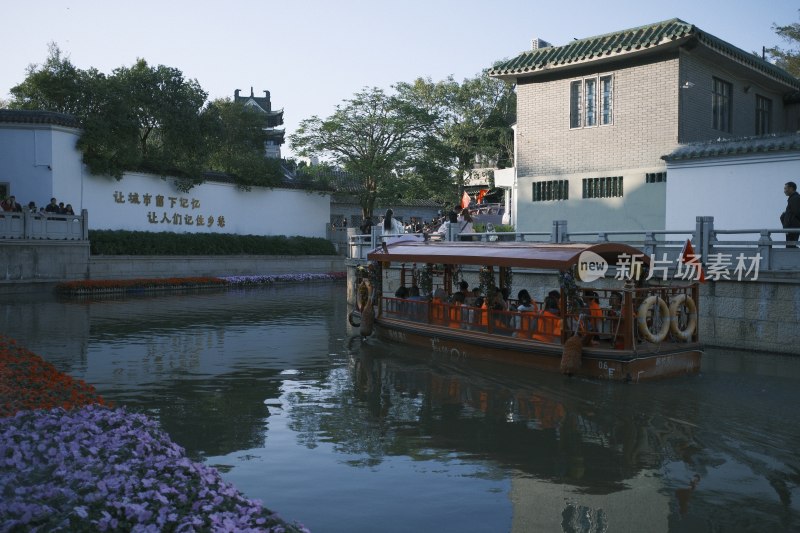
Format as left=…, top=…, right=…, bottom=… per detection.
left=349, top=338, right=797, bottom=532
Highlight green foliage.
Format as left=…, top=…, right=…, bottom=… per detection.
left=290, top=87, right=432, bottom=218
left=767, top=13, right=800, bottom=76
left=203, top=99, right=284, bottom=189
left=88, top=230, right=336, bottom=256
left=394, top=72, right=516, bottom=202
left=9, top=45, right=284, bottom=190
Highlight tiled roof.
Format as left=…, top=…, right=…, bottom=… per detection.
left=489, top=18, right=800, bottom=89
left=662, top=133, right=800, bottom=162
left=0, top=109, right=80, bottom=128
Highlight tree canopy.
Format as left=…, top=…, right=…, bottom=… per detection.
left=9, top=44, right=284, bottom=188
left=767, top=12, right=800, bottom=77
left=290, top=73, right=516, bottom=218
left=290, top=87, right=432, bottom=218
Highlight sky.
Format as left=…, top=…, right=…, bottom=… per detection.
left=1, top=0, right=798, bottom=158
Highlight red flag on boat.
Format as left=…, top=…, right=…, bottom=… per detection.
left=680, top=239, right=706, bottom=283
left=460, top=190, right=471, bottom=209
left=476, top=189, right=489, bottom=204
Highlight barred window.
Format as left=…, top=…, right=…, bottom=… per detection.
left=570, top=74, right=614, bottom=129
left=712, top=77, right=732, bottom=132
left=755, top=95, right=772, bottom=135
left=582, top=176, right=623, bottom=198
left=646, top=172, right=666, bottom=183
left=532, top=180, right=569, bottom=201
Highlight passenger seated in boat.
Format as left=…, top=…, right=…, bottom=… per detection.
left=448, top=292, right=467, bottom=328
left=392, top=285, right=410, bottom=316
left=457, top=280, right=474, bottom=305
left=406, top=285, right=427, bottom=321
left=491, top=289, right=514, bottom=334
left=431, top=288, right=448, bottom=325
left=512, top=289, right=538, bottom=337
left=465, top=296, right=487, bottom=331
left=532, top=295, right=562, bottom=343
left=605, top=291, right=624, bottom=347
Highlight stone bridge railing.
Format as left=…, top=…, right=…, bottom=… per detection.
left=0, top=210, right=89, bottom=241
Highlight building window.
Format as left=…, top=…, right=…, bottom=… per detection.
left=532, top=180, right=569, bottom=201
left=755, top=95, right=772, bottom=135
left=646, top=172, right=666, bottom=183
left=712, top=77, right=732, bottom=132
left=582, top=176, right=623, bottom=198
left=600, top=75, right=613, bottom=125
left=0, top=183, right=8, bottom=200
left=570, top=75, right=613, bottom=129
left=570, top=81, right=582, bottom=128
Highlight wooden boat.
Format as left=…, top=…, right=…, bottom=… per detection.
left=356, top=240, right=702, bottom=382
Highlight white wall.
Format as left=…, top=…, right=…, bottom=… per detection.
left=2, top=121, right=330, bottom=238
left=665, top=154, right=800, bottom=232
left=0, top=124, right=56, bottom=208
left=515, top=167, right=667, bottom=234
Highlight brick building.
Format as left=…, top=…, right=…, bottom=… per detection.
left=489, top=18, right=800, bottom=232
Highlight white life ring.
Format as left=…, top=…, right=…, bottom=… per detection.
left=669, top=294, right=697, bottom=342
left=356, top=280, right=371, bottom=312
left=637, top=295, right=670, bottom=343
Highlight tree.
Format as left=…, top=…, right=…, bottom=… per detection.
left=203, top=98, right=284, bottom=189
left=290, top=87, right=429, bottom=218
left=767, top=13, right=800, bottom=77
left=394, top=72, right=516, bottom=205
left=9, top=43, right=89, bottom=118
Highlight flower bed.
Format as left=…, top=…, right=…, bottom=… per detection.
left=0, top=336, right=309, bottom=532
left=222, top=272, right=346, bottom=286
left=0, top=336, right=110, bottom=417
left=55, top=272, right=346, bottom=295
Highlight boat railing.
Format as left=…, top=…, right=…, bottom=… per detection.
left=381, top=297, right=568, bottom=347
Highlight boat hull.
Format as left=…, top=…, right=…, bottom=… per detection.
left=373, top=318, right=701, bottom=383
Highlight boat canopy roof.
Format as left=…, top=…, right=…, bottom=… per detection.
left=366, top=240, right=651, bottom=270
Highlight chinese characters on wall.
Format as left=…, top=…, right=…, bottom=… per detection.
left=113, top=191, right=225, bottom=229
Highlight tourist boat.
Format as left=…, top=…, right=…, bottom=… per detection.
left=353, top=240, right=702, bottom=382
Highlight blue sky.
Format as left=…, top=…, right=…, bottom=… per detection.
left=2, top=1, right=797, bottom=157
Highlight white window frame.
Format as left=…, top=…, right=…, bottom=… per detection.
left=570, top=73, right=614, bottom=129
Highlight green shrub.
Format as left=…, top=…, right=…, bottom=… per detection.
left=88, top=230, right=337, bottom=256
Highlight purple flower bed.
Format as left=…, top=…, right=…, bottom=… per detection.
left=222, top=272, right=345, bottom=286
left=0, top=405, right=309, bottom=532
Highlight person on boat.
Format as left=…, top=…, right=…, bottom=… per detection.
left=513, top=289, right=538, bottom=337
left=382, top=209, right=405, bottom=236
left=431, top=288, right=448, bottom=325
left=465, top=295, right=485, bottom=331
left=448, top=292, right=467, bottom=329
left=457, top=280, right=472, bottom=304
left=605, top=291, right=625, bottom=348
left=533, top=295, right=562, bottom=343
left=406, top=285, right=427, bottom=322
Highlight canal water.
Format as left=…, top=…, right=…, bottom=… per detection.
left=2, top=283, right=799, bottom=532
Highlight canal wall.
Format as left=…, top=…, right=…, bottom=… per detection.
left=345, top=260, right=800, bottom=356
left=0, top=240, right=345, bottom=285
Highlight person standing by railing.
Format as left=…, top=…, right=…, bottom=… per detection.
left=781, top=181, right=800, bottom=248
left=1, top=195, right=22, bottom=212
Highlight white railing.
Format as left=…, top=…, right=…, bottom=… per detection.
left=0, top=210, right=89, bottom=241
left=347, top=216, right=800, bottom=274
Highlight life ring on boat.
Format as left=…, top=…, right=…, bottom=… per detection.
left=668, top=294, right=697, bottom=342
left=356, top=280, right=371, bottom=312
left=348, top=309, right=362, bottom=328
left=636, top=295, right=670, bottom=343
